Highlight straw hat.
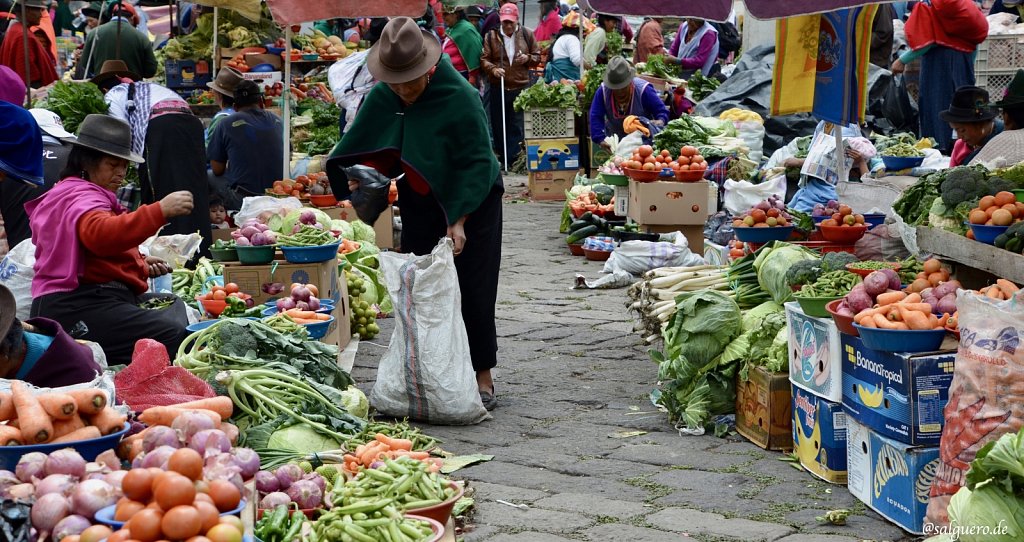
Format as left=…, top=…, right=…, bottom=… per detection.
left=365, top=17, right=441, bottom=85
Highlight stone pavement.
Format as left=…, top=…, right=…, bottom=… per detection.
left=350, top=176, right=922, bottom=542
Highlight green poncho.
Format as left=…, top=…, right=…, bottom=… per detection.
left=327, top=57, right=498, bottom=225
left=447, top=19, right=482, bottom=71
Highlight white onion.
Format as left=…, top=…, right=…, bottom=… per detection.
left=16, top=452, right=47, bottom=482
left=31, top=493, right=69, bottom=534
left=69, top=478, right=116, bottom=518
left=44, top=449, right=86, bottom=479
left=34, top=474, right=76, bottom=497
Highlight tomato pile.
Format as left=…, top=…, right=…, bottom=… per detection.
left=733, top=197, right=793, bottom=228
left=818, top=204, right=866, bottom=228
left=270, top=173, right=329, bottom=197
left=196, top=283, right=250, bottom=305
left=621, top=145, right=708, bottom=174
left=104, top=452, right=245, bottom=542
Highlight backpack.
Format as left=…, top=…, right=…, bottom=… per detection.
left=712, top=21, right=741, bottom=57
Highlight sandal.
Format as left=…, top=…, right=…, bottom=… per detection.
left=479, top=388, right=498, bottom=411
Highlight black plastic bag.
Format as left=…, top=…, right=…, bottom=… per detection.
left=880, top=74, right=918, bottom=134
left=0, top=500, right=31, bottom=542
left=329, top=165, right=392, bottom=225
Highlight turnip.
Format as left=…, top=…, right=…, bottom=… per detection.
left=236, top=236, right=251, bottom=246
left=277, top=297, right=297, bottom=312
left=275, top=464, right=303, bottom=490
left=285, top=479, right=322, bottom=509
left=142, top=425, right=180, bottom=453
left=16, top=452, right=47, bottom=482
left=172, top=411, right=216, bottom=443
left=255, top=471, right=280, bottom=493
left=936, top=294, right=957, bottom=315
left=879, top=268, right=901, bottom=291
left=299, top=210, right=317, bottom=225
left=846, top=284, right=873, bottom=313
left=260, top=491, right=290, bottom=509
left=862, top=271, right=889, bottom=297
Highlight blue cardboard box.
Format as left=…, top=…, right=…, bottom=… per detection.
left=840, top=334, right=955, bottom=446
left=846, top=418, right=939, bottom=534
left=792, top=385, right=848, bottom=484
left=527, top=138, right=581, bottom=171
left=786, top=302, right=843, bottom=402
left=166, top=59, right=213, bottom=89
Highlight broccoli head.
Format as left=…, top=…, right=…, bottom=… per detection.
left=785, top=259, right=822, bottom=287
left=939, top=167, right=987, bottom=208
left=216, top=322, right=258, bottom=357
left=821, top=251, right=859, bottom=273
left=986, top=176, right=1016, bottom=195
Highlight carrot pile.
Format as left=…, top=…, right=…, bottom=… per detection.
left=978, top=279, right=1020, bottom=301
left=854, top=292, right=947, bottom=330
left=337, top=238, right=361, bottom=255
left=119, top=396, right=235, bottom=461
left=342, top=433, right=439, bottom=475
left=281, top=308, right=332, bottom=324
left=0, top=382, right=125, bottom=446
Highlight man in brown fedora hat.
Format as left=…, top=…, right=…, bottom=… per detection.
left=327, top=17, right=504, bottom=413
left=205, top=66, right=244, bottom=146
left=0, top=0, right=58, bottom=88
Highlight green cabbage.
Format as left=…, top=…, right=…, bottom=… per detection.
left=331, top=220, right=354, bottom=240
left=754, top=242, right=819, bottom=304
left=663, top=290, right=742, bottom=367
left=278, top=208, right=333, bottom=234
left=741, top=301, right=784, bottom=332
left=946, top=485, right=1024, bottom=542
left=267, top=423, right=340, bottom=454
left=350, top=220, right=376, bottom=244
left=340, top=386, right=369, bottom=419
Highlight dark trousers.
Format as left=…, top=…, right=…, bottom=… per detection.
left=31, top=283, right=189, bottom=366
left=398, top=178, right=504, bottom=373
left=488, top=84, right=525, bottom=166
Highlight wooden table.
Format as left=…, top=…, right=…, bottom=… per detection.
left=915, top=226, right=1024, bottom=286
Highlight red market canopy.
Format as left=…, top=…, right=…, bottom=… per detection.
left=586, top=0, right=877, bottom=21
left=264, top=0, right=426, bottom=25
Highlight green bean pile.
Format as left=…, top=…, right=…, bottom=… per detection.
left=796, top=270, right=861, bottom=297
left=881, top=143, right=924, bottom=158
left=332, top=456, right=457, bottom=511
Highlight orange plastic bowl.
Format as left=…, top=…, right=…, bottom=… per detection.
left=819, top=224, right=868, bottom=243
left=675, top=169, right=706, bottom=182
left=568, top=242, right=585, bottom=256
left=825, top=298, right=858, bottom=337
left=623, top=167, right=661, bottom=182
left=199, top=298, right=227, bottom=317
left=309, top=194, right=337, bottom=207
left=405, top=482, right=465, bottom=525
left=583, top=248, right=612, bottom=261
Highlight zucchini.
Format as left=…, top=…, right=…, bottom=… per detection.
left=995, top=233, right=1009, bottom=249
left=578, top=211, right=593, bottom=223
left=1006, top=236, right=1022, bottom=253
left=566, top=225, right=599, bottom=244
left=590, top=216, right=608, bottom=232
left=569, top=219, right=591, bottom=232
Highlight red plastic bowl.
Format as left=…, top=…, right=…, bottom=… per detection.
left=623, top=167, right=661, bottom=182
left=309, top=194, right=337, bottom=207
left=826, top=298, right=858, bottom=337
left=845, top=262, right=901, bottom=279
left=568, top=242, right=585, bottom=256
left=404, top=514, right=445, bottom=542
left=675, top=169, right=706, bottom=182
left=199, top=298, right=227, bottom=317
left=405, top=482, right=465, bottom=525
left=583, top=248, right=612, bottom=261
left=819, top=224, right=868, bottom=243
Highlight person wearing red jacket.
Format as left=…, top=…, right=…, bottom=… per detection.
left=892, top=0, right=989, bottom=153
left=0, top=0, right=57, bottom=88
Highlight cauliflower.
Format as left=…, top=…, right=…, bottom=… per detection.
left=928, top=198, right=966, bottom=233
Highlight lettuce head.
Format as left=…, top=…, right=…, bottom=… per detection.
left=351, top=220, right=376, bottom=244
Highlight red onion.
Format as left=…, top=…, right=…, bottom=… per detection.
left=276, top=297, right=297, bottom=312
left=16, top=452, right=47, bottom=482
left=307, top=296, right=321, bottom=311
left=189, top=429, right=230, bottom=458
left=31, top=493, right=69, bottom=534
left=52, top=514, right=90, bottom=541
left=142, top=425, right=180, bottom=453
left=0, top=469, right=18, bottom=491
left=231, top=447, right=260, bottom=480
left=172, top=411, right=216, bottom=443
left=302, top=473, right=326, bottom=493
left=292, top=286, right=311, bottom=302
left=274, top=464, right=303, bottom=490
left=69, top=479, right=116, bottom=518
left=45, top=449, right=86, bottom=479
left=254, top=471, right=280, bottom=493
left=204, top=455, right=244, bottom=493
left=34, top=474, right=76, bottom=497
left=95, top=449, right=120, bottom=471
left=295, top=301, right=310, bottom=311
left=259, top=492, right=290, bottom=509
left=285, top=479, right=322, bottom=509
left=104, top=471, right=127, bottom=497
left=141, top=445, right=176, bottom=469
left=4, top=483, right=35, bottom=500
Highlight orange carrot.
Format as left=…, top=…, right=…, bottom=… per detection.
left=876, top=291, right=907, bottom=306
left=169, top=397, right=233, bottom=420
left=0, top=425, right=23, bottom=446
left=997, top=279, right=1020, bottom=297
left=138, top=407, right=221, bottom=427
left=392, top=450, right=430, bottom=460
left=38, top=393, right=78, bottom=420
left=0, top=392, right=13, bottom=421
left=900, top=303, right=934, bottom=314
left=67, top=389, right=107, bottom=416
left=903, top=292, right=923, bottom=304
left=899, top=307, right=932, bottom=330
left=52, top=426, right=102, bottom=443
left=986, top=286, right=1004, bottom=300
left=928, top=313, right=941, bottom=329
left=874, top=313, right=902, bottom=329
left=52, top=415, right=86, bottom=438
left=375, top=433, right=413, bottom=451
left=88, top=407, right=127, bottom=435
left=854, top=308, right=880, bottom=325
left=11, top=382, right=52, bottom=444
left=284, top=310, right=318, bottom=320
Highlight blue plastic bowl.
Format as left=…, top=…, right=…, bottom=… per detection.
left=304, top=315, right=335, bottom=340
left=95, top=499, right=248, bottom=528
left=734, top=225, right=794, bottom=243
left=262, top=303, right=334, bottom=317
left=863, top=213, right=886, bottom=228
left=966, top=222, right=1009, bottom=245
left=812, top=215, right=830, bottom=224
left=0, top=423, right=130, bottom=471
left=852, top=324, right=947, bottom=353
left=250, top=63, right=277, bottom=73
left=881, top=155, right=925, bottom=171
left=264, top=44, right=285, bottom=54
left=186, top=316, right=260, bottom=333
left=280, top=242, right=340, bottom=263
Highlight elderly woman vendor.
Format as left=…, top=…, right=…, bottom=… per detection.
left=27, top=115, right=195, bottom=366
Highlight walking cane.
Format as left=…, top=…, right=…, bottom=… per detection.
left=500, top=75, right=508, bottom=172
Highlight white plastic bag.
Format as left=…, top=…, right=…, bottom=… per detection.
left=373, top=239, right=490, bottom=425
left=735, top=120, right=765, bottom=163
left=613, top=132, right=645, bottom=161
left=723, top=175, right=787, bottom=215
left=142, top=232, right=203, bottom=269
left=328, top=51, right=377, bottom=134
left=602, top=239, right=704, bottom=275
left=234, top=196, right=303, bottom=225
left=0, top=239, right=36, bottom=320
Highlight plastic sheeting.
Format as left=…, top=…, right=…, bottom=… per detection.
left=264, top=0, right=425, bottom=25
left=588, top=0, right=879, bottom=21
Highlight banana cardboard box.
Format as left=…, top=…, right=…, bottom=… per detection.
left=840, top=334, right=956, bottom=446
left=846, top=418, right=939, bottom=534
left=735, top=367, right=792, bottom=450
left=785, top=302, right=843, bottom=402
left=792, top=385, right=848, bottom=484
left=526, top=138, right=581, bottom=171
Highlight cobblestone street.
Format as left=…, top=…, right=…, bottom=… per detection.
left=351, top=176, right=920, bottom=542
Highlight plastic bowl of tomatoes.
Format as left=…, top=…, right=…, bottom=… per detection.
left=196, top=283, right=253, bottom=318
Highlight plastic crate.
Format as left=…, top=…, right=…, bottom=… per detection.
left=976, top=70, right=1018, bottom=100
left=975, top=35, right=1024, bottom=71
left=524, top=108, right=575, bottom=139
